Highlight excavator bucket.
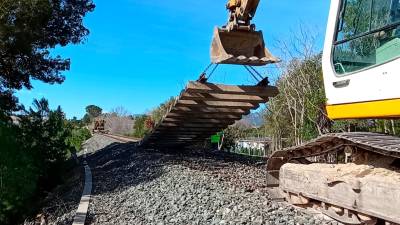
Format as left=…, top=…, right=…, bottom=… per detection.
left=211, top=27, right=279, bottom=66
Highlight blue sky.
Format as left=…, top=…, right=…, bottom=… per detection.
left=16, top=0, right=331, bottom=119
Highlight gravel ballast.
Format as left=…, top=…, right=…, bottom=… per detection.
left=82, top=135, right=337, bottom=225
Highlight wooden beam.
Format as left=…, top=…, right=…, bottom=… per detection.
left=161, top=119, right=235, bottom=125
left=154, top=127, right=223, bottom=132
left=149, top=132, right=213, bottom=137
left=149, top=139, right=205, bottom=144
left=152, top=131, right=210, bottom=135
left=186, top=81, right=279, bottom=97
left=152, top=139, right=207, bottom=143
left=150, top=140, right=202, bottom=144
left=149, top=138, right=202, bottom=142
left=149, top=136, right=210, bottom=142
left=166, top=112, right=242, bottom=120
left=149, top=138, right=209, bottom=143
left=150, top=137, right=198, bottom=141
left=150, top=143, right=203, bottom=147
left=159, top=123, right=230, bottom=128
left=171, top=106, right=249, bottom=114
left=150, top=134, right=215, bottom=140
left=149, top=134, right=199, bottom=138
left=163, top=117, right=236, bottom=124
left=180, top=92, right=269, bottom=103
left=176, top=100, right=258, bottom=109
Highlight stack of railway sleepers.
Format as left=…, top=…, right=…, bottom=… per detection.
left=140, top=81, right=279, bottom=149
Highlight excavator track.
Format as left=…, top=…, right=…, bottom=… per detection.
left=267, top=132, right=400, bottom=185
left=267, top=132, right=400, bottom=225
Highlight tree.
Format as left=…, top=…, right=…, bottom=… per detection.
left=82, top=105, right=102, bottom=125
left=0, top=0, right=95, bottom=112
left=133, top=115, right=150, bottom=138
left=69, top=116, right=82, bottom=127
left=0, top=91, right=21, bottom=113
left=82, top=113, right=91, bottom=125
left=150, top=97, right=175, bottom=125
left=1, top=98, right=91, bottom=225
left=66, top=127, right=91, bottom=152
left=110, top=106, right=130, bottom=117
left=85, top=105, right=102, bottom=118
left=31, top=98, right=50, bottom=118
left=0, top=121, right=38, bottom=225
left=106, top=107, right=134, bottom=135
left=130, top=97, right=175, bottom=138
left=20, top=102, right=71, bottom=176
left=263, top=27, right=329, bottom=150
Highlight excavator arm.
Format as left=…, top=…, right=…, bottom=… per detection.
left=225, top=0, right=260, bottom=31
left=210, top=0, right=279, bottom=66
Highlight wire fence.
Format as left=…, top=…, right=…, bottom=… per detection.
left=224, top=146, right=270, bottom=158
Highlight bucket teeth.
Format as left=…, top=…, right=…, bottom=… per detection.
left=237, top=55, right=247, bottom=61
left=261, top=57, right=275, bottom=63
left=210, top=27, right=279, bottom=66
left=229, top=55, right=264, bottom=64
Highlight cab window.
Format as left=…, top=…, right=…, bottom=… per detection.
left=333, top=0, right=400, bottom=75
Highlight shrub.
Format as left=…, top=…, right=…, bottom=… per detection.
left=0, top=98, right=93, bottom=224
left=0, top=123, right=38, bottom=224
left=67, top=128, right=92, bottom=152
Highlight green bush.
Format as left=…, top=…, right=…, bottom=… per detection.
left=67, top=128, right=92, bottom=152
left=0, top=98, right=93, bottom=225
left=0, top=123, right=38, bottom=224
left=133, top=115, right=150, bottom=138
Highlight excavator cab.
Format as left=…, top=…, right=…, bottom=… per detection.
left=211, top=27, right=279, bottom=66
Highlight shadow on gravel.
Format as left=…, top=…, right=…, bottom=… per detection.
left=83, top=139, right=330, bottom=225
left=85, top=142, right=165, bottom=195
left=85, top=141, right=269, bottom=199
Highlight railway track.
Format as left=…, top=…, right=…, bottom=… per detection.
left=96, top=133, right=140, bottom=143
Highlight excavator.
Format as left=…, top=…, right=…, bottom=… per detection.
left=211, top=0, right=400, bottom=224
left=92, top=118, right=108, bottom=134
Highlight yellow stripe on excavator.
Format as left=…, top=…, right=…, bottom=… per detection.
left=326, top=98, right=400, bottom=120
left=227, top=0, right=241, bottom=9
